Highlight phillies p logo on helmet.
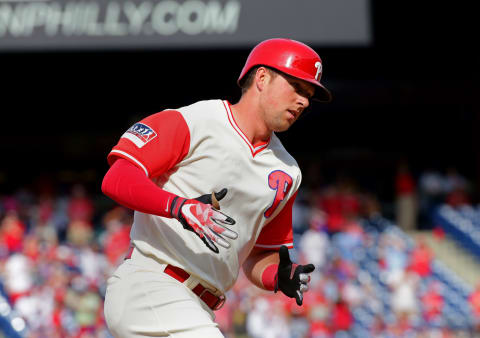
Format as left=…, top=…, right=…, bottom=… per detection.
left=314, top=61, right=322, bottom=81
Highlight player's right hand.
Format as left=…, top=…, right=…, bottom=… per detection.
left=275, top=245, right=315, bottom=306
left=170, top=189, right=238, bottom=253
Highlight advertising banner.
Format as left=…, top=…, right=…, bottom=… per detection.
left=0, top=0, right=371, bottom=51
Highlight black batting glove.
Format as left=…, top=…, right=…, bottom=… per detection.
left=275, top=245, right=315, bottom=306
left=170, top=188, right=237, bottom=254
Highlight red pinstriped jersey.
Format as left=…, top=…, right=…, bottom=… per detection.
left=107, top=99, right=302, bottom=292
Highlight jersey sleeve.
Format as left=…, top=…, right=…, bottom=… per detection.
left=107, top=110, right=190, bottom=178
left=254, top=191, right=298, bottom=250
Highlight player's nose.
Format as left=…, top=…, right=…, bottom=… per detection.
left=297, top=94, right=310, bottom=109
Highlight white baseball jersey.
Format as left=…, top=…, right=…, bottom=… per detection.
left=107, top=99, right=302, bottom=293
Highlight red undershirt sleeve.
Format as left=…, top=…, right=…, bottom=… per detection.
left=254, top=191, right=298, bottom=250
left=101, top=159, right=177, bottom=217
left=261, top=264, right=278, bottom=291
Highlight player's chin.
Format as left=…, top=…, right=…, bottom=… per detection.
left=274, top=122, right=294, bottom=132
left=271, top=115, right=296, bottom=132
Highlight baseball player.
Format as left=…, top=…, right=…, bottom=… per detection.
left=101, top=38, right=332, bottom=338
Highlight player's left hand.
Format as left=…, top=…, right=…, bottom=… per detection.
left=275, top=245, right=315, bottom=306
left=170, top=189, right=238, bottom=253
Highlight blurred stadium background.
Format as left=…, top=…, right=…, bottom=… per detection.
left=0, top=0, right=478, bottom=337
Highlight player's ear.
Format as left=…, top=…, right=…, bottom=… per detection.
left=255, top=67, right=269, bottom=91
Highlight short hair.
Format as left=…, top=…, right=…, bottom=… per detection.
left=239, top=66, right=278, bottom=95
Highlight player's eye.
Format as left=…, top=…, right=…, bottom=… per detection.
left=291, top=82, right=302, bottom=93
left=286, top=76, right=314, bottom=100
left=293, top=83, right=313, bottom=99
left=304, top=90, right=314, bottom=100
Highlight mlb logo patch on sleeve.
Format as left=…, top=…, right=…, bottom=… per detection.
left=121, top=123, right=157, bottom=148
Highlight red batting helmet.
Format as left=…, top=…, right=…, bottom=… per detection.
left=238, top=38, right=332, bottom=103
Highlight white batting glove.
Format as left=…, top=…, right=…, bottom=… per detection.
left=170, top=189, right=238, bottom=253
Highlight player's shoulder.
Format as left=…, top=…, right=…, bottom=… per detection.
left=172, top=99, right=228, bottom=131
left=269, top=134, right=300, bottom=170
left=132, top=99, right=225, bottom=123
left=176, top=99, right=226, bottom=117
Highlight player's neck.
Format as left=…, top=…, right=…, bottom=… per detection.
left=230, top=97, right=271, bottom=145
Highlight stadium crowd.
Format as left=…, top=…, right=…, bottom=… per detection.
left=0, top=165, right=478, bottom=337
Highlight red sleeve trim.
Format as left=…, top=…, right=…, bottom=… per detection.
left=108, top=150, right=149, bottom=176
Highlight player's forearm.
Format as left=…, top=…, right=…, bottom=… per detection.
left=242, top=248, right=279, bottom=291
left=101, top=158, right=177, bottom=217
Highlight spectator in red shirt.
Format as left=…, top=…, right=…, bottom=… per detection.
left=409, top=237, right=433, bottom=278
left=101, top=207, right=132, bottom=265
left=0, top=210, right=26, bottom=253
left=318, top=177, right=361, bottom=236
left=318, top=186, right=345, bottom=235
left=330, top=298, right=353, bottom=333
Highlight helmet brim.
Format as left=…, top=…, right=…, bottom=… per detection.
left=238, top=65, right=332, bottom=103
left=277, top=67, right=332, bottom=103
left=309, top=81, right=332, bottom=103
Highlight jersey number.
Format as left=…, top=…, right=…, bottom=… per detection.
left=264, top=170, right=293, bottom=218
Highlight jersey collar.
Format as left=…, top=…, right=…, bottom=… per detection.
left=222, top=100, right=270, bottom=157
